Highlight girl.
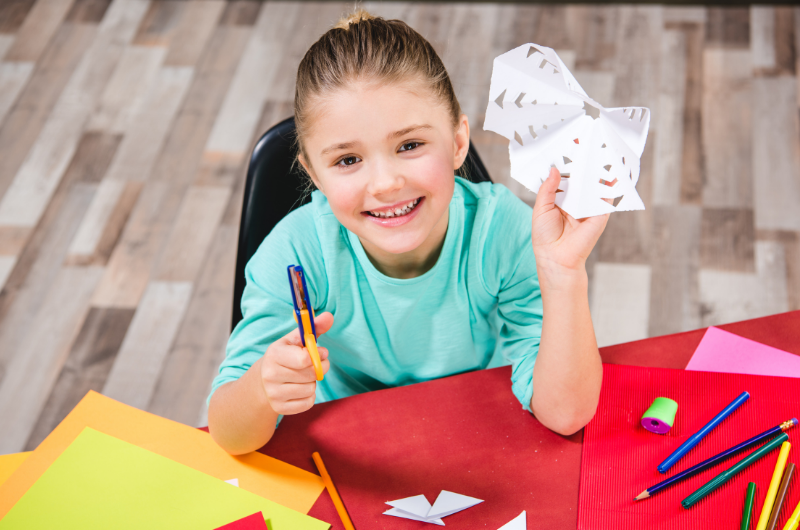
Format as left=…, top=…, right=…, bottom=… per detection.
left=208, top=10, right=608, bottom=455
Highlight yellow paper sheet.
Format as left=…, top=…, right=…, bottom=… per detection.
left=0, top=453, right=29, bottom=487
left=0, top=391, right=323, bottom=518
left=0, top=428, right=328, bottom=530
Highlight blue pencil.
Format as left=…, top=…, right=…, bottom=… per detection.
left=635, top=418, right=797, bottom=499
left=657, top=391, right=750, bottom=473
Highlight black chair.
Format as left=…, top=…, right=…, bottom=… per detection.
left=232, top=116, right=493, bottom=330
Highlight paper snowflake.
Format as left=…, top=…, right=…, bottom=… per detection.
left=483, top=43, right=651, bottom=219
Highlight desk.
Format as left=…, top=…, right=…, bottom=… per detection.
left=261, top=311, right=800, bottom=529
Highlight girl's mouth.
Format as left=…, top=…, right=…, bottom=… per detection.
left=362, top=197, right=424, bottom=226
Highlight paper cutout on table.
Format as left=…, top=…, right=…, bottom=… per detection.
left=385, top=495, right=444, bottom=525
left=0, top=428, right=327, bottom=530
left=483, top=43, right=650, bottom=219
left=385, top=491, right=483, bottom=525
left=215, top=511, right=268, bottom=530
left=0, top=391, right=324, bottom=519
left=0, top=452, right=29, bottom=487
left=498, top=511, right=527, bottom=530
left=427, top=490, right=484, bottom=518
left=686, top=327, right=800, bottom=377
left=226, top=478, right=240, bottom=487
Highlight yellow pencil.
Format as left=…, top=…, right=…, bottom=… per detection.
left=781, top=497, right=800, bottom=530
left=312, top=451, right=355, bottom=530
left=757, top=442, right=792, bottom=530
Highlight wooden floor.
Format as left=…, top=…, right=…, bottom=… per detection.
left=0, top=0, right=797, bottom=452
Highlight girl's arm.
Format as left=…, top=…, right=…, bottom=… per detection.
left=529, top=168, right=608, bottom=436
left=208, top=313, right=334, bottom=454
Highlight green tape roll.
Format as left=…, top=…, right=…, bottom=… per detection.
left=642, top=397, right=678, bottom=434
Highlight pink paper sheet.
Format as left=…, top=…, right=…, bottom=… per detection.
left=686, top=326, right=800, bottom=377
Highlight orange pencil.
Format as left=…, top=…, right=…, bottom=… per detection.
left=312, top=451, right=355, bottom=530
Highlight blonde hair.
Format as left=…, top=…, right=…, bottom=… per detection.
left=294, top=9, right=462, bottom=159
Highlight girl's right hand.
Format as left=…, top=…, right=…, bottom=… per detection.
left=260, top=312, right=335, bottom=415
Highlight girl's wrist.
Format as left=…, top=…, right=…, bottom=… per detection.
left=535, top=256, right=588, bottom=294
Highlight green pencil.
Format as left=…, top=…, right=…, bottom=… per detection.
left=741, top=482, right=756, bottom=530
left=682, top=433, right=789, bottom=509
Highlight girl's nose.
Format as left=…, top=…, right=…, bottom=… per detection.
left=366, top=163, right=405, bottom=197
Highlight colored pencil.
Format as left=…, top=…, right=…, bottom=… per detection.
left=659, top=391, right=750, bottom=473
left=635, top=419, right=798, bottom=500
left=312, top=451, right=356, bottom=530
left=767, top=463, right=796, bottom=530
left=742, top=483, right=756, bottom=530
left=781, top=497, right=800, bottom=530
left=682, top=432, right=788, bottom=509
left=757, top=443, right=792, bottom=530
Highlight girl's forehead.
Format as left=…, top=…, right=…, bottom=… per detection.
left=304, top=79, right=452, bottom=150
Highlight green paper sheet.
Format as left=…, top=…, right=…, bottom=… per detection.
left=0, top=428, right=329, bottom=530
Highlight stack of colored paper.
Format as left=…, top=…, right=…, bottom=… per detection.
left=0, top=391, right=329, bottom=529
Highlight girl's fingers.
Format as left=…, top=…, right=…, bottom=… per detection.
left=267, top=355, right=330, bottom=383
left=269, top=381, right=317, bottom=402
left=276, top=395, right=316, bottom=416
left=533, top=167, right=561, bottom=216
left=282, top=312, right=335, bottom=347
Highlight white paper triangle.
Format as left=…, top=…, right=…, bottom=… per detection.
left=386, top=494, right=432, bottom=517
left=224, top=478, right=239, bottom=487
left=427, top=490, right=484, bottom=518
left=498, top=511, right=526, bottom=530
left=383, top=508, right=445, bottom=525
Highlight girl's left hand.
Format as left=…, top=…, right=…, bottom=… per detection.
left=531, top=167, right=609, bottom=278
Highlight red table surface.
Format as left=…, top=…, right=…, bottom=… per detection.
left=258, top=310, right=800, bottom=529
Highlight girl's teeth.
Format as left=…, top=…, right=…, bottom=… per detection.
left=371, top=198, right=419, bottom=218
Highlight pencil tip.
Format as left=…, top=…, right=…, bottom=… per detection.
left=634, top=491, right=649, bottom=501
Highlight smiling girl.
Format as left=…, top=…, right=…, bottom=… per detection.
left=207, top=10, right=609, bottom=455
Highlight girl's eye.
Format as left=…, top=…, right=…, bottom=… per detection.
left=399, top=142, right=422, bottom=152
left=337, top=156, right=361, bottom=167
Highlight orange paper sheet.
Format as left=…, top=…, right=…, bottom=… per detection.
left=0, top=391, right=323, bottom=518
left=0, top=453, right=29, bottom=487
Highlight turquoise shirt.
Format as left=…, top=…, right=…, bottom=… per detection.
left=211, top=178, right=543, bottom=411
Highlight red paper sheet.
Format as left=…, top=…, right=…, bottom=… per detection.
left=264, top=366, right=582, bottom=529
left=214, top=511, right=267, bottom=530
left=579, top=364, right=800, bottom=529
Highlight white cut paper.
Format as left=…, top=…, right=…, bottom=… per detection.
left=384, top=491, right=483, bottom=525
left=427, top=490, right=484, bottom=518
left=498, top=511, right=527, bottom=530
left=224, top=478, right=239, bottom=487
left=483, top=43, right=650, bottom=219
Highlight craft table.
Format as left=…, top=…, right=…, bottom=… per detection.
left=261, top=310, right=800, bottom=529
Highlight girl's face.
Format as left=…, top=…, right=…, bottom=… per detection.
left=299, top=79, right=470, bottom=273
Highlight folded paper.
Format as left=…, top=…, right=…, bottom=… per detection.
left=686, top=327, right=800, bottom=377
left=385, top=490, right=483, bottom=525
left=498, top=511, right=527, bottom=530
left=0, top=391, right=323, bottom=519
left=484, top=43, right=650, bottom=219
left=0, top=428, right=328, bottom=530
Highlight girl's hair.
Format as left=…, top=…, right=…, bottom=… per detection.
left=294, top=9, right=462, bottom=160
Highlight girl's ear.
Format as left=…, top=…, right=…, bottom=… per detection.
left=298, top=153, right=324, bottom=193
left=453, top=114, right=470, bottom=170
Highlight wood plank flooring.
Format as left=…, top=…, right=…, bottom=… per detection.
left=0, top=1, right=797, bottom=450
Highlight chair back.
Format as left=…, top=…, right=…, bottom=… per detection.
left=232, top=116, right=493, bottom=330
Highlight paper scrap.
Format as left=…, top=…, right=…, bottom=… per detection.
left=427, top=490, right=484, bottom=518
left=483, top=43, right=650, bottom=219
left=0, top=391, right=324, bottom=519
left=686, top=327, right=800, bottom=377
left=0, top=428, right=328, bottom=530
left=0, top=452, right=29, bottom=487
left=498, top=511, right=526, bottom=530
left=215, top=511, right=268, bottom=530
left=384, top=491, right=483, bottom=525
left=226, top=478, right=240, bottom=487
